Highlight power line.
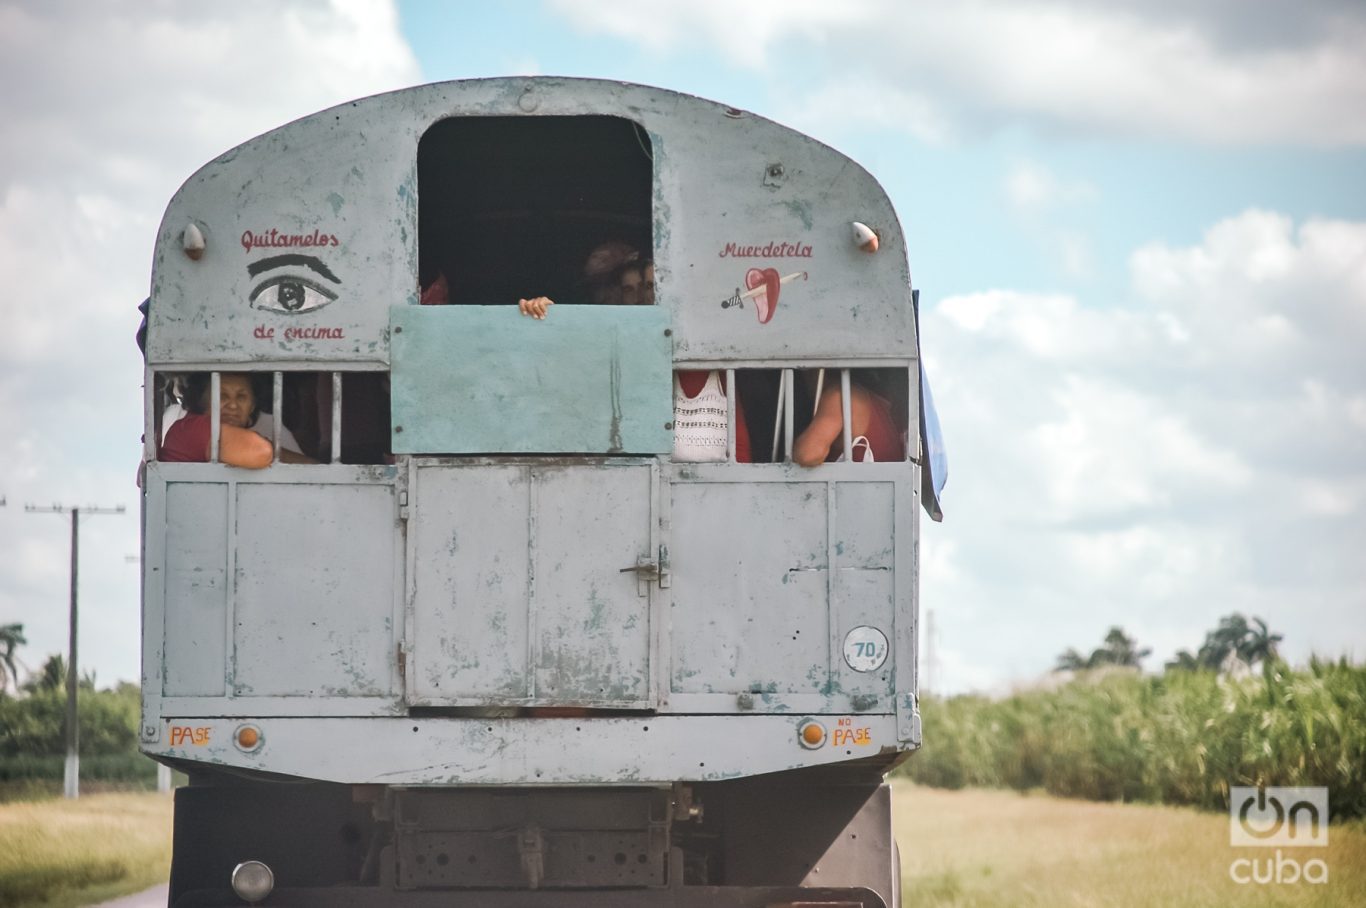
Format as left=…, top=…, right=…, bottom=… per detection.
left=24, top=503, right=126, bottom=799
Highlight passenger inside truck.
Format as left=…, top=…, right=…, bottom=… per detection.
left=417, top=116, right=652, bottom=308
left=156, top=371, right=391, bottom=466
left=793, top=369, right=907, bottom=466
left=159, top=372, right=315, bottom=467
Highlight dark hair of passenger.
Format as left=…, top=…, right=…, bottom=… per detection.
left=180, top=372, right=265, bottom=427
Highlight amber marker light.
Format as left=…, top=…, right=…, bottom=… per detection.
left=234, top=724, right=262, bottom=752
left=852, top=221, right=879, bottom=254
left=798, top=720, right=826, bottom=749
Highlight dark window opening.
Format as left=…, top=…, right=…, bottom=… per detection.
left=153, top=371, right=390, bottom=465
left=418, top=116, right=653, bottom=306
left=694, top=368, right=910, bottom=465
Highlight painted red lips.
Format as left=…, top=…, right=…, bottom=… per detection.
left=745, top=267, right=781, bottom=324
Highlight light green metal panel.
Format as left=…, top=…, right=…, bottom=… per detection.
left=389, top=305, right=673, bottom=454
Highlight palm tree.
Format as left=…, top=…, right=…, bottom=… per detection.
left=0, top=623, right=26, bottom=693
left=1054, top=647, right=1088, bottom=672
left=23, top=653, right=66, bottom=693
left=1240, top=617, right=1283, bottom=668
left=1164, top=650, right=1201, bottom=673
left=1192, top=613, right=1282, bottom=673
left=1055, top=627, right=1151, bottom=672
left=1197, top=613, right=1251, bottom=670
left=1091, top=626, right=1151, bottom=668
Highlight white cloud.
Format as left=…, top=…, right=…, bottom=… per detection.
left=549, top=0, right=1366, bottom=146
left=0, top=0, right=419, bottom=686
left=1005, top=162, right=1097, bottom=210
left=921, top=209, right=1366, bottom=690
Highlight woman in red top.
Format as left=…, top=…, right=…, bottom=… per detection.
left=159, top=373, right=275, bottom=468
left=793, top=371, right=904, bottom=466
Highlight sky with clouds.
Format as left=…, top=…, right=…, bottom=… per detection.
left=1, top=0, right=1361, bottom=694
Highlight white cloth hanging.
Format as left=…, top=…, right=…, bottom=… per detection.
left=673, top=370, right=729, bottom=462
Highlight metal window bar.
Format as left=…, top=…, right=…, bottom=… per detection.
left=840, top=369, right=853, bottom=462
left=769, top=370, right=786, bottom=463
left=331, top=371, right=343, bottom=464
left=272, top=372, right=283, bottom=463
left=144, top=371, right=158, bottom=462
left=765, top=366, right=867, bottom=464
left=725, top=368, right=737, bottom=463
left=782, top=368, right=794, bottom=463
left=208, top=372, right=221, bottom=464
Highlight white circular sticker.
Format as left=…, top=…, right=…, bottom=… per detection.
left=843, top=626, right=889, bottom=672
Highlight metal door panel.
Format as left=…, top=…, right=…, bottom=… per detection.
left=835, top=482, right=895, bottom=569
left=833, top=568, right=896, bottom=698
left=532, top=466, right=653, bottom=703
left=409, top=466, right=531, bottom=701
left=162, top=483, right=229, bottom=697
left=670, top=482, right=830, bottom=694
left=233, top=483, right=396, bottom=697
left=407, top=461, right=657, bottom=707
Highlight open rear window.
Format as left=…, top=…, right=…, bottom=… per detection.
left=418, top=116, right=653, bottom=306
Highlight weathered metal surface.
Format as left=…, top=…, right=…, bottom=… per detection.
left=232, top=483, right=397, bottom=697
left=141, top=78, right=923, bottom=791
left=161, top=483, right=228, bottom=697
left=668, top=475, right=902, bottom=707
left=720, top=781, right=897, bottom=904
left=393, top=789, right=669, bottom=889
left=390, top=305, right=672, bottom=454
left=143, top=714, right=900, bottom=784
left=147, top=78, right=912, bottom=367
left=407, top=461, right=657, bottom=707
left=146, top=464, right=404, bottom=706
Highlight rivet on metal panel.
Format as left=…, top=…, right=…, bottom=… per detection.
left=723, top=107, right=744, bottom=119
left=763, top=162, right=787, bottom=189
left=663, top=328, right=672, bottom=337
left=519, top=87, right=540, bottom=112
left=395, top=425, right=404, bottom=433
left=664, top=422, right=674, bottom=430
left=736, top=693, right=754, bottom=710
left=394, top=325, right=402, bottom=334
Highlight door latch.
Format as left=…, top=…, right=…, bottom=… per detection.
left=620, top=549, right=669, bottom=596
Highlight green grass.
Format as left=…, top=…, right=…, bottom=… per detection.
left=894, top=780, right=1366, bottom=907
left=3, top=783, right=1363, bottom=907
left=903, top=661, right=1366, bottom=819
left=0, top=792, right=173, bottom=908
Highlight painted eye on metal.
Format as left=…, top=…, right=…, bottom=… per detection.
left=247, top=253, right=342, bottom=314
left=249, top=275, right=338, bottom=314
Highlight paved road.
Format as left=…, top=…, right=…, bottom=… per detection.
left=91, top=883, right=167, bottom=908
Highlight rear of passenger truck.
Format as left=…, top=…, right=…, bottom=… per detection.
left=142, top=77, right=931, bottom=907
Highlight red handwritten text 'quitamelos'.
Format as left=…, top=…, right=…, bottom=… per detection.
left=241, top=229, right=340, bottom=252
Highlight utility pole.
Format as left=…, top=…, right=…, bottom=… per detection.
left=924, top=608, right=939, bottom=697
left=25, top=503, right=125, bottom=799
